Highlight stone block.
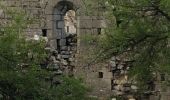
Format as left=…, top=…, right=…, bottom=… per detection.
left=57, top=54, right=62, bottom=60
left=61, top=59, right=68, bottom=65
left=52, top=71, right=62, bottom=76
left=129, top=99, right=136, bottom=100
left=55, top=15, right=62, bottom=20
left=53, top=64, right=60, bottom=70
left=46, top=20, right=53, bottom=29
left=112, top=90, right=123, bottom=95
left=110, top=61, right=116, bottom=68
left=60, top=46, right=68, bottom=51
left=61, top=51, right=70, bottom=55
left=57, top=21, right=64, bottom=28
left=61, top=30, right=67, bottom=38
left=69, top=58, right=74, bottom=62
left=50, top=40, right=57, bottom=49
left=55, top=29, right=62, bottom=38
left=131, top=85, right=138, bottom=90
left=124, top=87, right=131, bottom=92
left=117, top=65, right=124, bottom=69
left=8, top=1, right=20, bottom=7
left=60, top=39, right=66, bottom=46
left=62, top=55, right=71, bottom=59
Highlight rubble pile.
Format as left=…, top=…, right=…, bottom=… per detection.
left=44, top=34, right=77, bottom=85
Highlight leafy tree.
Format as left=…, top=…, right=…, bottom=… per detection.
left=51, top=76, right=89, bottom=100
left=85, top=0, right=170, bottom=93
left=0, top=6, right=53, bottom=100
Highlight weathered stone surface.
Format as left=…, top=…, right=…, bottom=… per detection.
left=59, top=39, right=66, bottom=46
left=61, top=59, right=68, bottom=65
left=112, top=90, right=124, bottom=95
left=129, top=99, right=136, bottom=100
left=117, top=65, right=124, bottom=69
left=60, top=46, right=68, bottom=51
left=131, top=85, right=138, bottom=90
left=68, top=58, right=74, bottom=62
left=53, top=63, right=60, bottom=70
left=3, top=0, right=162, bottom=100
left=52, top=70, right=62, bottom=76
left=61, top=55, right=71, bottom=59
left=57, top=54, right=62, bottom=59
left=61, top=51, right=70, bottom=55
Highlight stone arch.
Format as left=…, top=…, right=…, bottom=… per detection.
left=53, top=1, right=77, bottom=50
left=43, top=0, right=80, bottom=76
left=45, top=0, right=80, bottom=49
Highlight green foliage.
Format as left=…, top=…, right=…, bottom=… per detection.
left=52, top=76, right=88, bottom=100
left=83, top=0, right=107, bottom=16
left=0, top=7, right=50, bottom=100
left=78, top=34, right=100, bottom=65
left=86, top=0, right=170, bottom=91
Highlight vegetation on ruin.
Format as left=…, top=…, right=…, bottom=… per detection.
left=0, top=5, right=88, bottom=100
left=85, top=0, right=170, bottom=95
left=1, top=0, right=170, bottom=99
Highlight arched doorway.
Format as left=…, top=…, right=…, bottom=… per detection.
left=52, top=1, right=77, bottom=75
left=53, top=1, right=77, bottom=51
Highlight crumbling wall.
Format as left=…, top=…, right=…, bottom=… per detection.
left=0, top=0, right=106, bottom=82
left=3, top=1, right=170, bottom=100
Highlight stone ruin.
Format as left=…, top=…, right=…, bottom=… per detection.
left=1, top=0, right=170, bottom=100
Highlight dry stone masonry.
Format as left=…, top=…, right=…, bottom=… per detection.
left=0, top=0, right=105, bottom=73
left=1, top=0, right=170, bottom=100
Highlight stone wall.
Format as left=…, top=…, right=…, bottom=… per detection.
left=0, top=0, right=106, bottom=71
left=0, top=0, right=108, bottom=97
